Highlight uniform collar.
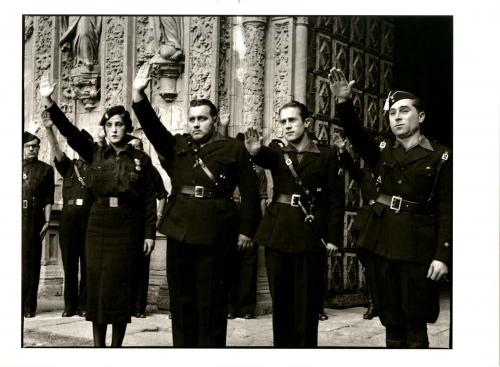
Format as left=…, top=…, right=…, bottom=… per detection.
left=198, top=131, right=227, bottom=148
left=393, top=134, right=434, bottom=151
left=282, top=138, right=321, bottom=154
left=102, top=143, right=135, bottom=157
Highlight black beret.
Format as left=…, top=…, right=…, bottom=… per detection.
left=99, top=105, right=133, bottom=133
left=23, top=131, right=40, bottom=144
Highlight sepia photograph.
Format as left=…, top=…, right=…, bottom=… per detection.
left=4, top=0, right=499, bottom=366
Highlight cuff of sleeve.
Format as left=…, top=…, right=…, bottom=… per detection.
left=145, top=228, right=156, bottom=240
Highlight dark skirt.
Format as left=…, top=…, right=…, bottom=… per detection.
left=85, top=204, right=144, bottom=324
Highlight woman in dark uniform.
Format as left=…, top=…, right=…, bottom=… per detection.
left=39, top=73, right=157, bottom=347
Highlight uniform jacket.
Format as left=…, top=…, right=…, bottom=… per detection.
left=132, top=98, right=261, bottom=245
left=22, top=159, right=55, bottom=226
left=46, top=103, right=157, bottom=240
left=250, top=140, right=345, bottom=253
left=336, top=100, right=452, bottom=265
left=152, top=166, right=168, bottom=201
left=54, top=154, right=92, bottom=206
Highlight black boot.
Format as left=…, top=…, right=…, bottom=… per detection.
left=363, top=297, right=378, bottom=320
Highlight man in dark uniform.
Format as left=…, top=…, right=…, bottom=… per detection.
left=22, top=131, right=55, bottom=318
left=244, top=101, right=345, bottom=347
left=128, top=137, right=168, bottom=318
left=131, top=63, right=261, bottom=347
left=329, top=68, right=451, bottom=348
left=41, top=112, right=91, bottom=317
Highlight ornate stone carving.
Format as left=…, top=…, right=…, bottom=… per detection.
left=271, top=20, right=293, bottom=138
left=217, top=16, right=232, bottom=119
left=314, top=119, right=329, bottom=144
left=58, top=23, right=75, bottom=118
left=349, top=47, right=364, bottom=90
left=136, top=16, right=157, bottom=66
left=34, top=16, right=54, bottom=118
left=150, top=17, right=184, bottom=62
left=189, top=17, right=218, bottom=101
left=381, top=20, right=394, bottom=58
left=364, top=93, right=379, bottom=131
left=380, top=59, right=393, bottom=96
left=365, top=53, right=380, bottom=92
left=344, top=254, right=361, bottom=290
left=32, top=17, right=55, bottom=165
left=315, top=77, right=331, bottom=118
left=24, top=16, right=34, bottom=41
left=104, top=17, right=126, bottom=108
left=242, top=17, right=266, bottom=129
left=59, top=16, right=102, bottom=70
left=366, top=17, right=381, bottom=52
left=333, top=16, right=349, bottom=40
left=350, top=16, right=365, bottom=47
left=316, top=33, right=332, bottom=73
left=333, top=39, right=349, bottom=76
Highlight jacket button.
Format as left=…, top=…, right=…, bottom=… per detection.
left=397, top=179, right=402, bottom=184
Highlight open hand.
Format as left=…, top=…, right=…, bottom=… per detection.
left=40, top=111, right=53, bottom=128
left=332, top=132, right=347, bottom=150
left=244, top=127, right=263, bottom=156
left=39, top=72, right=56, bottom=99
left=328, top=68, right=355, bottom=102
left=219, top=106, right=230, bottom=127
left=133, top=63, right=152, bottom=94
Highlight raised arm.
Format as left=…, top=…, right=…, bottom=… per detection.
left=329, top=68, right=380, bottom=168
left=132, top=63, right=175, bottom=159
left=244, top=127, right=280, bottom=171
left=39, top=72, right=94, bottom=163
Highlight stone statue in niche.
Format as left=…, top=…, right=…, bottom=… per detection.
left=150, top=16, right=184, bottom=62
left=60, top=16, right=102, bottom=111
left=60, top=16, right=102, bottom=69
left=148, top=17, right=184, bottom=102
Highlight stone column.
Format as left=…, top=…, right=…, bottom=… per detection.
left=240, top=17, right=267, bottom=132
left=293, top=17, right=309, bottom=104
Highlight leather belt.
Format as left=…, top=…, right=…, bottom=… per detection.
left=95, top=196, right=136, bottom=208
left=65, top=198, right=86, bottom=206
left=275, top=194, right=302, bottom=207
left=375, top=194, right=428, bottom=214
left=177, top=185, right=230, bottom=199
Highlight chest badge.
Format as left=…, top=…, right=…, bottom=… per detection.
left=134, top=158, right=141, bottom=171
left=376, top=175, right=382, bottom=184
left=23, top=172, right=27, bottom=180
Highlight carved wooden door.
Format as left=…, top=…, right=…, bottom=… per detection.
left=307, top=16, right=394, bottom=306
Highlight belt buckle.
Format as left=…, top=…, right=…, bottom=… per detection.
left=23, top=199, right=28, bottom=209
left=291, top=194, right=301, bottom=207
left=390, top=195, right=402, bottom=212
left=76, top=198, right=83, bottom=206
left=109, top=197, right=119, bottom=208
left=194, top=186, right=205, bottom=198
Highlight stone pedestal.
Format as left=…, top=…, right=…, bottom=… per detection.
left=151, top=57, right=184, bottom=102
left=68, top=66, right=101, bottom=111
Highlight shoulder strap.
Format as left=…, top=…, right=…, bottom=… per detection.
left=73, top=162, right=86, bottom=187
left=184, top=134, right=219, bottom=186
left=283, top=152, right=311, bottom=196
left=427, top=151, right=449, bottom=204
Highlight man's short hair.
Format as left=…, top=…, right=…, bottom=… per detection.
left=278, top=101, right=310, bottom=121
left=411, top=97, right=425, bottom=113
left=189, top=99, right=218, bottom=118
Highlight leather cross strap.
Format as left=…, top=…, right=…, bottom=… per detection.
left=73, top=163, right=86, bottom=187
left=184, top=134, right=219, bottom=186
left=427, top=151, right=449, bottom=204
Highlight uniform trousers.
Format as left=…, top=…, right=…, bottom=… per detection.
left=59, top=206, right=89, bottom=313
left=22, top=209, right=44, bottom=314
left=227, top=244, right=258, bottom=316
left=167, top=238, right=232, bottom=347
left=363, top=251, right=440, bottom=348
left=265, top=247, right=323, bottom=347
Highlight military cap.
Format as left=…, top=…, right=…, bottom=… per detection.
left=383, top=90, right=418, bottom=111
left=99, top=105, right=133, bottom=133
left=23, top=131, right=40, bottom=145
